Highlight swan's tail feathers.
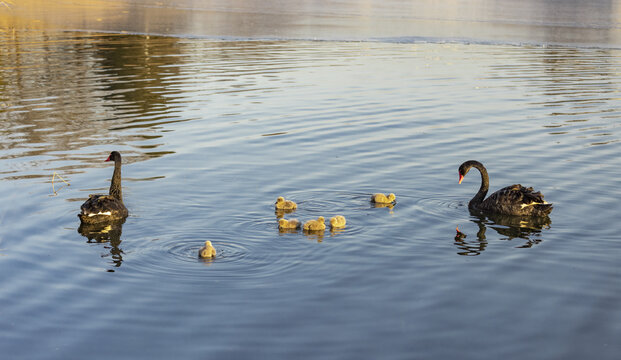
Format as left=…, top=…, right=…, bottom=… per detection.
left=534, top=203, right=553, bottom=215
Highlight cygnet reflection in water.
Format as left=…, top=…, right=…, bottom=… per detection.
left=371, top=201, right=395, bottom=214
left=303, top=230, right=325, bottom=243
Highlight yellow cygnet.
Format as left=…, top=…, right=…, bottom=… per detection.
left=278, top=218, right=301, bottom=230
left=303, top=216, right=326, bottom=231
left=371, top=193, right=396, bottom=204
left=275, top=196, right=297, bottom=210
left=199, top=240, right=216, bottom=259
left=330, top=215, right=346, bottom=229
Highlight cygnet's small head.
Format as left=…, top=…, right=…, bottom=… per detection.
left=317, top=216, right=325, bottom=222
left=279, top=218, right=288, bottom=227
left=199, top=240, right=216, bottom=258
left=276, top=197, right=284, bottom=204
left=388, top=193, right=396, bottom=202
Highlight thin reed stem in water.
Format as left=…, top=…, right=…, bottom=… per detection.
left=51, top=172, right=70, bottom=196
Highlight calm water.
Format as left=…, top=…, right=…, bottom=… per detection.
left=1, top=2, right=621, bottom=360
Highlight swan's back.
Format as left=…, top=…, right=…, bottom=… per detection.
left=79, top=194, right=128, bottom=224
left=480, top=184, right=552, bottom=216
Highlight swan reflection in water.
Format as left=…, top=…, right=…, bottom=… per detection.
left=454, top=210, right=551, bottom=256
left=78, top=219, right=126, bottom=271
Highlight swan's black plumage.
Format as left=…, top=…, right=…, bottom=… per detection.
left=458, top=160, right=552, bottom=216
left=78, top=151, right=128, bottom=224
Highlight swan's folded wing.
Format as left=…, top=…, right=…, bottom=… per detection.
left=483, top=184, right=552, bottom=215
left=81, top=194, right=127, bottom=216
left=487, top=184, right=545, bottom=205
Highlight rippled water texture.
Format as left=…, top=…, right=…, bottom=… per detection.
left=1, top=20, right=621, bottom=360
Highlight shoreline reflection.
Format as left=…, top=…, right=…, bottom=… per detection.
left=454, top=210, right=551, bottom=255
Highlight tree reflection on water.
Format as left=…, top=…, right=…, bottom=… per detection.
left=0, top=31, right=182, bottom=180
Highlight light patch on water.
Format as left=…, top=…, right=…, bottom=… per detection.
left=3, top=0, right=621, bottom=47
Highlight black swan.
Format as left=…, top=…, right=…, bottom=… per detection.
left=78, top=151, right=128, bottom=224
left=458, top=160, right=552, bottom=216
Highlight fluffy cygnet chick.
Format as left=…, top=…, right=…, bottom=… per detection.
left=303, top=216, right=326, bottom=231
left=199, top=241, right=216, bottom=259
left=371, top=193, right=396, bottom=204
left=330, top=215, right=346, bottom=229
left=278, top=218, right=301, bottom=230
left=275, top=196, right=297, bottom=210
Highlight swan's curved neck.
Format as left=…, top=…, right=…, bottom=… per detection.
left=109, top=159, right=123, bottom=202
left=468, top=162, right=489, bottom=208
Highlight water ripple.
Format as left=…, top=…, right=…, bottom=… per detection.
left=127, top=235, right=308, bottom=283
left=412, top=194, right=467, bottom=219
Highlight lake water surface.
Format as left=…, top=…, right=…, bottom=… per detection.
left=1, top=1, right=621, bottom=359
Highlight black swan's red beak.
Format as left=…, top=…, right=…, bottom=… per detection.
left=105, top=155, right=111, bottom=162
left=458, top=173, right=464, bottom=184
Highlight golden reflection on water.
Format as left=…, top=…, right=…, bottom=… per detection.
left=0, top=31, right=184, bottom=179
left=3, top=0, right=621, bottom=46
left=1, top=29, right=323, bottom=180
